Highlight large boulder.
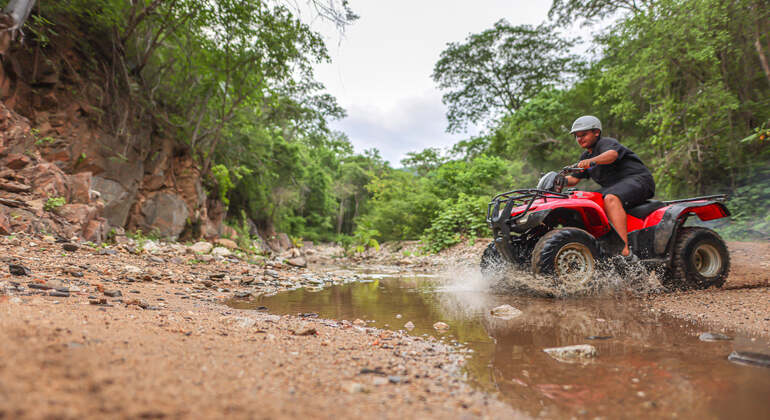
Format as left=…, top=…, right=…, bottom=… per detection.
left=138, top=192, right=189, bottom=240
left=92, top=176, right=134, bottom=228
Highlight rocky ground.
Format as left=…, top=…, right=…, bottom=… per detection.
left=0, top=234, right=521, bottom=419
left=0, top=234, right=767, bottom=419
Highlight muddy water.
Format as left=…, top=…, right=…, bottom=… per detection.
left=232, top=268, right=770, bottom=419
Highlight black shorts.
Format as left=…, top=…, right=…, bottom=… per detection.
left=600, top=175, right=655, bottom=210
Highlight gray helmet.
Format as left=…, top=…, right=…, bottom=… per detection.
left=570, top=115, right=602, bottom=134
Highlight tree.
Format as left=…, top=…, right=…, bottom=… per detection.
left=432, top=20, right=578, bottom=133
left=0, top=0, right=37, bottom=54
left=547, top=0, right=651, bottom=25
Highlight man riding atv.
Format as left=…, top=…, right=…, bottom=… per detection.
left=565, top=116, right=655, bottom=260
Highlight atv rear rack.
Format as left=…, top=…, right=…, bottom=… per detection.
left=486, top=189, right=569, bottom=225
left=662, top=194, right=728, bottom=205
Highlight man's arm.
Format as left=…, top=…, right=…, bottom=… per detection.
left=577, top=150, right=618, bottom=168
left=565, top=175, right=581, bottom=187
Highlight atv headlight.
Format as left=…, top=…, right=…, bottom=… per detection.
left=515, top=214, right=529, bottom=225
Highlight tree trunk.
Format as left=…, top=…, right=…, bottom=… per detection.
left=336, top=197, right=345, bottom=234
left=0, top=0, right=36, bottom=55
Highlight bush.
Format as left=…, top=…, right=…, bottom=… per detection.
left=421, top=193, right=490, bottom=253
left=44, top=197, right=66, bottom=212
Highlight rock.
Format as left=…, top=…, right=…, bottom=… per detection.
left=142, top=240, right=161, bottom=254
left=49, top=291, right=70, bottom=298
left=214, top=238, right=238, bottom=249
left=124, top=265, right=142, bottom=274
left=0, top=208, right=10, bottom=235
left=28, top=282, right=53, bottom=290
left=353, top=319, right=366, bottom=327
left=9, top=264, right=30, bottom=276
left=388, top=376, right=402, bottom=384
left=104, top=290, right=122, bottom=298
left=395, top=314, right=402, bottom=319
left=62, top=243, right=79, bottom=252
left=372, top=377, right=388, bottom=386
left=99, top=248, right=118, bottom=256
left=265, top=270, right=280, bottom=278
left=233, top=291, right=251, bottom=298
left=138, top=192, right=189, bottom=240
left=433, top=322, right=450, bottom=331
left=0, top=180, right=31, bottom=193
left=490, top=304, right=522, bottom=320
left=91, top=176, right=133, bottom=228
left=286, top=257, right=307, bottom=268
left=190, top=241, right=213, bottom=254
left=278, top=233, right=292, bottom=250
left=68, top=172, right=92, bottom=204
left=149, top=256, right=164, bottom=263
left=543, top=344, right=597, bottom=363
left=211, top=247, right=232, bottom=257
left=727, top=351, right=770, bottom=368
left=294, top=328, right=317, bottom=336
left=404, top=321, right=415, bottom=330
left=4, top=153, right=30, bottom=170
left=230, top=317, right=257, bottom=329
left=699, top=332, right=732, bottom=342
left=344, top=382, right=366, bottom=394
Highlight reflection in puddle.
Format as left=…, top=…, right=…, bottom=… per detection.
left=230, top=268, right=770, bottom=419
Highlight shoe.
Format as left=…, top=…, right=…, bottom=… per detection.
left=620, top=252, right=640, bottom=264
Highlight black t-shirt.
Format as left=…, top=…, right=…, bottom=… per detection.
left=574, top=137, right=652, bottom=187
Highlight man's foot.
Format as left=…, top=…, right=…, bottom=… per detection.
left=620, top=252, right=640, bottom=264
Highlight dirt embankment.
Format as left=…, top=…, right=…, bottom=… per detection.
left=0, top=234, right=521, bottom=419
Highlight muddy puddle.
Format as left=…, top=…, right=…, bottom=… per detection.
left=230, top=267, right=770, bottom=419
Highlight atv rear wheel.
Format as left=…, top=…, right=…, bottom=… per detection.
left=480, top=242, right=509, bottom=276
left=665, top=227, right=730, bottom=290
left=531, top=228, right=599, bottom=289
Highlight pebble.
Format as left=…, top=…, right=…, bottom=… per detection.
left=62, top=243, right=79, bottom=252
left=9, top=264, right=30, bottom=276
left=490, top=304, right=522, bottom=320
left=698, top=332, right=732, bottom=342
left=433, top=322, right=450, bottom=331
left=344, top=382, right=366, bottom=394
left=543, top=345, right=597, bottom=363
left=727, top=351, right=770, bottom=368
left=49, top=291, right=70, bottom=298
left=404, top=321, right=415, bottom=330
left=104, top=290, right=123, bottom=298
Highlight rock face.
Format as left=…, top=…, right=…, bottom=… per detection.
left=0, top=40, right=219, bottom=241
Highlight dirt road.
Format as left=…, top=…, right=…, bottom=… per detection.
left=0, top=235, right=767, bottom=418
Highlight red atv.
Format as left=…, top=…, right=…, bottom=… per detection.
left=481, top=166, right=731, bottom=290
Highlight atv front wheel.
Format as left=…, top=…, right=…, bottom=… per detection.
left=531, top=228, right=599, bottom=288
left=665, top=227, right=730, bottom=290
left=480, top=242, right=509, bottom=276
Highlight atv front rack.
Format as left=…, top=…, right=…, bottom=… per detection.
left=486, top=189, right=569, bottom=225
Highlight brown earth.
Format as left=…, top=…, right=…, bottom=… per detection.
left=645, top=241, right=770, bottom=337
left=0, top=235, right=521, bottom=420
left=0, top=235, right=767, bottom=419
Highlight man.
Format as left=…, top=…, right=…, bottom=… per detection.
left=564, top=115, right=655, bottom=259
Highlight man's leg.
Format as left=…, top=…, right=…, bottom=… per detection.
left=604, top=194, right=630, bottom=256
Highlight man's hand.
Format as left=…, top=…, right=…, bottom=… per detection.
left=577, top=159, right=593, bottom=169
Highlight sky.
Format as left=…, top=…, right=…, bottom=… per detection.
left=305, top=1, right=555, bottom=166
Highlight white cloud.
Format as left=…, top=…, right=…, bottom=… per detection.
left=331, top=91, right=470, bottom=165
left=307, top=1, right=558, bottom=164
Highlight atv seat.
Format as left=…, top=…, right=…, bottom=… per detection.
left=627, top=200, right=666, bottom=220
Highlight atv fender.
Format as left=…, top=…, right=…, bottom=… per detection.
left=654, top=201, right=730, bottom=256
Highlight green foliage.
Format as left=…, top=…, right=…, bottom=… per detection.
left=433, top=19, right=579, bottom=132
left=44, top=197, right=66, bottom=212
left=351, top=223, right=380, bottom=254
left=421, top=194, right=490, bottom=253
